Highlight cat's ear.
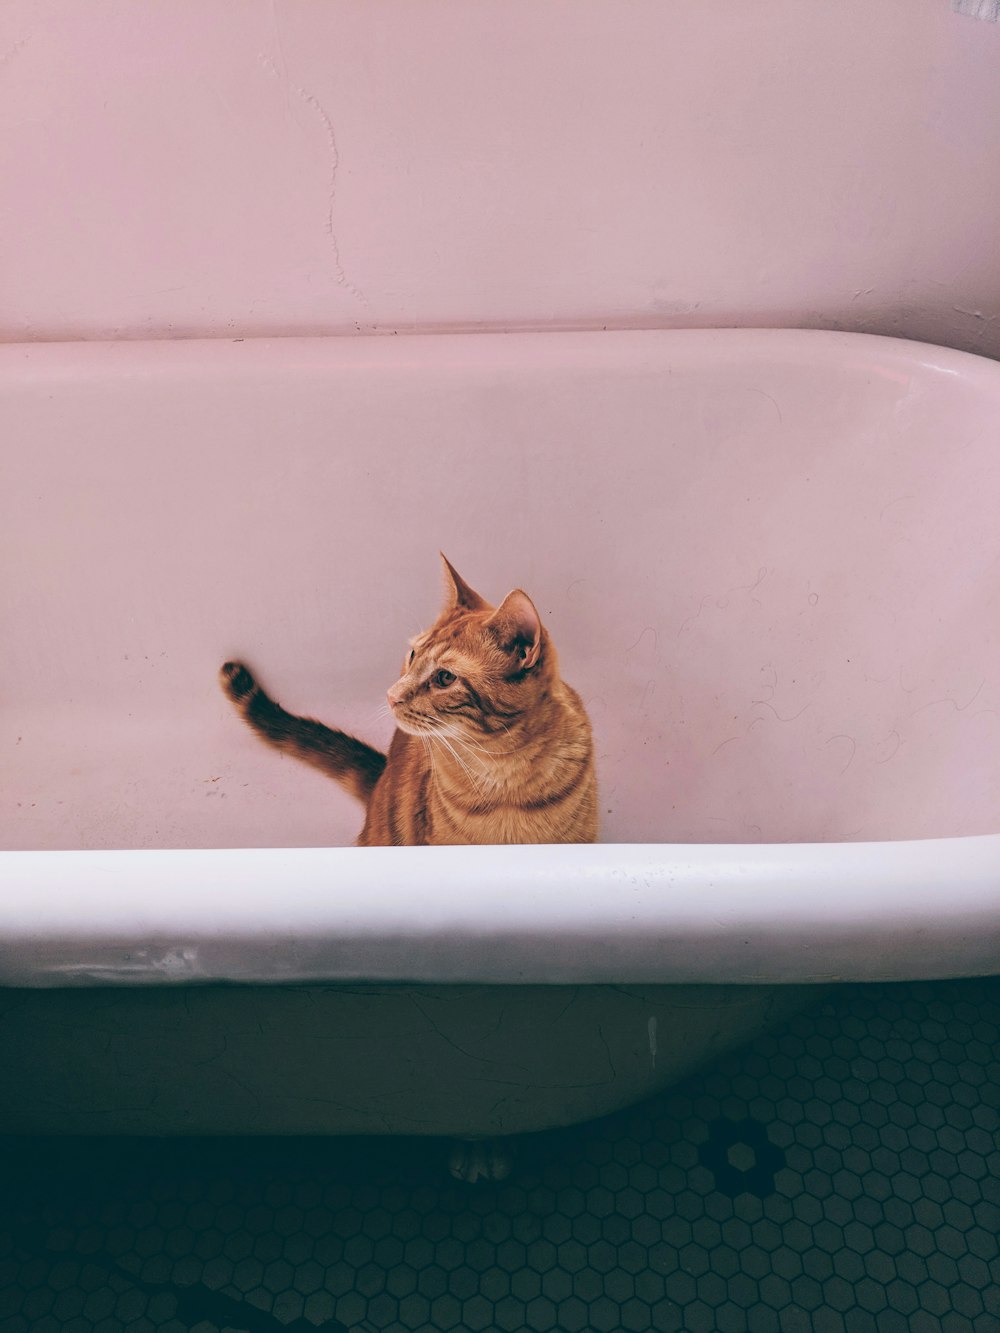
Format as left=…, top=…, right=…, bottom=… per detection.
left=440, top=553, right=488, bottom=613
left=486, top=589, right=543, bottom=669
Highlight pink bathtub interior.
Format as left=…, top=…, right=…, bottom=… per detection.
left=4, top=327, right=999, bottom=849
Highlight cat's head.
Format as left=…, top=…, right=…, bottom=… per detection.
left=386, top=556, right=554, bottom=740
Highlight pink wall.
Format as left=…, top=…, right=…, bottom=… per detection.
left=3, top=0, right=1000, bottom=354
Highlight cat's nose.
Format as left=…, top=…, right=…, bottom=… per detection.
left=387, top=688, right=402, bottom=710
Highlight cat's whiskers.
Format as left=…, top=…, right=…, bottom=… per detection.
left=450, top=722, right=534, bottom=769
left=424, top=720, right=491, bottom=800
left=429, top=725, right=474, bottom=775
left=446, top=733, right=503, bottom=782
left=444, top=729, right=494, bottom=761
left=441, top=729, right=513, bottom=804
left=434, top=737, right=482, bottom=795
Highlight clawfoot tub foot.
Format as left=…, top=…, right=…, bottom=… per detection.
left=448, top=1136, right=517, bottom=1183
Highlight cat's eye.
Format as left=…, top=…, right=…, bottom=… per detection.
left=408, top=649, right=415, bottom=664
left=433, top=669, right=456, bottom=688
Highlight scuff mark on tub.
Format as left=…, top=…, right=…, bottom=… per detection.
left=712, top=735, right=741, bottom=757
left=716, top=566, right=769, bottom=610
left=677, top=593, right=713, bottom=637
left=756, top=663, right=778, bottom=702
left=825, top=733, right=857, bottom=775
left=952, top=0, right=1000, bottom=20
left=0, top=33, right=32, bottom=69
left=751, top=699, right=811, bottom=724
left=746, top=387, right=784, bottom=426
left=678, top=569, right=769, bottom=636
left=625, top=625, right=659, bottom=657
left=899, top=667, right=920, bottom=694
left=879, top=494, right=916, bottom=523
left=647, top=1015, right=658, bottom=1071
left=910, top=678, right=985, bottom=717
left=875, top=730, right=902, bottom=764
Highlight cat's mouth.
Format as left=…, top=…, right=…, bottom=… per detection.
left=391, top=709, right=435, bottom=737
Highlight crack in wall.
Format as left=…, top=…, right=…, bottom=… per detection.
left=258, top=34, right=367, bottom=308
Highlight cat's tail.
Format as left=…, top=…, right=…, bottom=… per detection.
left=220, top=661, right=386, bottom=805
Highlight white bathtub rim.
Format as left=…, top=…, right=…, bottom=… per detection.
left=1, top=835, right=998, bottom=988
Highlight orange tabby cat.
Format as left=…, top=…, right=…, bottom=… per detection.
left=220, top=558, right=597, bottom=845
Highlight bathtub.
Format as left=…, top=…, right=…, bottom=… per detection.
left=2, top=329, right=998, bottom=1137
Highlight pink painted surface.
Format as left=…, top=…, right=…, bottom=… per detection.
left=2, top=2, right=1000, bottom=354
left=3, top=329, right=999, bottom=851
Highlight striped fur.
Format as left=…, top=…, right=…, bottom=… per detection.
left=220, top=561, right=597, bottom=846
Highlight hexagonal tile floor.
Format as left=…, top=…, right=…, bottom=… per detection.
left=0, top=978, right=997, bottom=1333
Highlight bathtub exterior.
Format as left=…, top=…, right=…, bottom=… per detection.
left=0, top=982, right=821, bottom=1137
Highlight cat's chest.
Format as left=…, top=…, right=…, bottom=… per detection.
left=427, top=780, right=582, bottom=845
left=437, top=803, right=540, bottom=846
